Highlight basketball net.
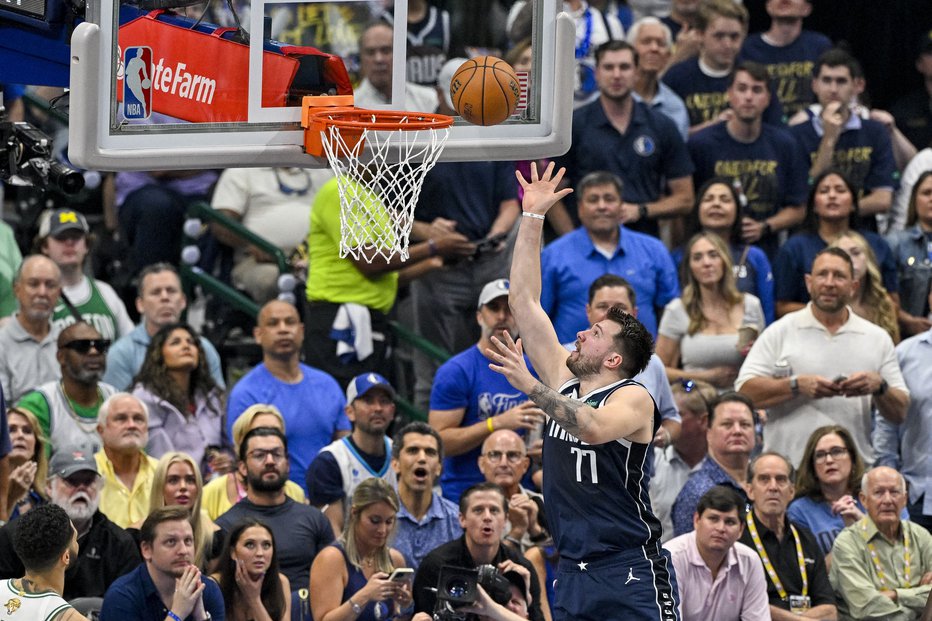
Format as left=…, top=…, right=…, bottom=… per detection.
left=314, top=111, right=451, bottom=263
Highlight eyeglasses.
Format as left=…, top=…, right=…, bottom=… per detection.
left=680, top=379, right=710, bottom=415
left=484, top=450, right=525, bottom=464
left=247, top=449, right=286, bottom=463
left=61, top=339, right=111, bottom=354
left=813, top=447, right=849, bottom=463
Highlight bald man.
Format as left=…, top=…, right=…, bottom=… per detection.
left=478, top=430, right=548, bottom=552
left=830, top=467, right=932, bottom=621
left=227, top=300, right=349, bottom=492
left=0, top=255, right=62, bottom=401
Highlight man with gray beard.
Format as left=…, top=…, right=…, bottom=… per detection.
left=15, top=321, right=118, bottom=454
left=0, top=444, right=140, bottom=599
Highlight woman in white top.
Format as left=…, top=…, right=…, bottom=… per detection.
left=656, top=231, right=765, bottom=391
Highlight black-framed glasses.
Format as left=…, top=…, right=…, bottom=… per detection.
left=680, top=378, right=710, bottom=415
left=61, top=339, right=111, bottom=354
left=813, top=447, right=849, bottom=463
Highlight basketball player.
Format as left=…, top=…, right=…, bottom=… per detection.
left=487, top=162, right=679, bottom=621
left=0, top=504, right=89, bottom=621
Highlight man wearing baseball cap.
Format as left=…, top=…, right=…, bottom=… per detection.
left=36, top=208, right=134, bottom=341
left=306, top=372, right=399, bottom=536
left=428, top=279, right=546, bottom=504
left=0, top=443, right=140, bottom=600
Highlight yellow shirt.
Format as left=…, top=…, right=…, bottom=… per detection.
left=94, top=450, right=159, bottom=529
left=201, top=473, right=308, bottom=521
left=306, top=178, right=398, bottom=314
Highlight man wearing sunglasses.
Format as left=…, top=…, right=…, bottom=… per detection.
left=15, top=321, right=117, bottom=454
left=478, top=430, right=548, bottom=553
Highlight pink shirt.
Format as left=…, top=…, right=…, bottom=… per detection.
left=664, top=531, right=772, bottom=621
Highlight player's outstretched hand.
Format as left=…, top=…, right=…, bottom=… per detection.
left=487, top=331, right=537, bottom=395
left=515, top=161, right=573, bottom=218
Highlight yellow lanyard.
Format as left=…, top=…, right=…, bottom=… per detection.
left=864, top=522, right=912, bottom=589
left=746, top=512, right=808, bottom=601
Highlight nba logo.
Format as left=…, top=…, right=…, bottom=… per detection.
left=123, top=46, right=153, bottom=120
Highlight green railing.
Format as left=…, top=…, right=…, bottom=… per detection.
left=180, top=203, right=452, bottom=422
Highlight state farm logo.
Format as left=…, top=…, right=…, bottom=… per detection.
left=148, top=57, right=217, bottom=105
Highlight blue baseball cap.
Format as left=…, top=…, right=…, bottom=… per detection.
left=346, top=372, right=396, bottom=402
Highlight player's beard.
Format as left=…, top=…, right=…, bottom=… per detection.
left=566, top=353, right=602, bottom=379
left=247, top=467, right=287, bottom=493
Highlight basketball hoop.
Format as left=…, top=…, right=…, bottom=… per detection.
left=302, top=97, right=454, bottom=263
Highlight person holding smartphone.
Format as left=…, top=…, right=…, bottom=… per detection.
left=309, top=478, right=413, bottom=621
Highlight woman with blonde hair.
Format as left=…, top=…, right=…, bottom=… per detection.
left=656, top=232, right=765, bottom=390
left=310, top=478, right=412, bottom=621
left=134, top=451, right=220, bottom=569
left=201, top=404, right=307, bottom=520
left=830, top=230, right=900, bottom=343
left=4, top=408, right=49, bottom=520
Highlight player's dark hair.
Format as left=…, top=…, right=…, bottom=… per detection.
left=605, top=306, right=653, bottom=378
left=594, top=40, right=638, bottom=67
left=708, top=391, right=755, bottom=426
left=812, top=247, right=855, bottom=278
left=747, top=451, right=796, bottom=484
left=392, top=421, right=444, bottom=462
left=459, top=482, right=508, bottom=514
left=576, top=170, right=624, bottom=200
left=140, top=505, right=192, bottom=546
left=12, top=504, right=74, bottom=573
left=814, top=48, right=864, bottom=80
left=728, top=61, right=770, bottom=91
left=907, top=170, right=932, bottom=227
left=587, top=274, right=637, bottom=306
left=696, top=485, right=746, bottom=519
left=239, top=426, right=289, bottom=463
left=803, top=168, right=861, bottom=234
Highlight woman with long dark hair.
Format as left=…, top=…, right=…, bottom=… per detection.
left=676, top=177, right=775, bottom=323
left=132, top=322, right=231, bottom=477
left=213, top=518, right=290, bottom=621
left=773, top=169, right=898, bottom=318
left=886, top=169, right=932, bottom=336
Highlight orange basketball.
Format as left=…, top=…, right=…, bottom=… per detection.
left=449, top=56, right=521, bottom=126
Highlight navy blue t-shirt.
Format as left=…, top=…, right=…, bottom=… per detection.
left=662, top=56, right=785, bottom=127
left=739, top=30, right=833, bottom=118
left=688, top=122, right=810, bottom=256
left=544, top=377, right=661, bottom=560
left=773, top=231, right=899, bottom=304
left=553, top=98, right=694, bottom=234
left=415, top=161, right=517, bottom=241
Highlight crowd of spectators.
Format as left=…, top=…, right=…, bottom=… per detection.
left=3, top=1, right=932, bottom=620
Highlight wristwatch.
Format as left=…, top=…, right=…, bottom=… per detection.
left=874, top=379, right=889, bottom=396
left=761, top=221, right=773, bottom=237
left=349, top=598, right=363, bottom=615
left=789, top=376, right=799, bottom=397
left=637, top=203, right=649, bottom=220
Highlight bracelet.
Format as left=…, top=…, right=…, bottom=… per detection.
left=487, top=417, right=495, bottom=433
left=427, top=238, right=438, bottom=256
left=166, top=612, right=183, bottom=621
left=522, top=212, right=546, bottom=221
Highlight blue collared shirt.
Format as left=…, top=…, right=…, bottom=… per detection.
left=541, top=225, right=679, bottom=341
left=873, top=329, right=932, bottom=507
left=100, top=563, right=225, bottom=621
left=633, top=81, right=690, bottom=141
left=393, top=492, right=462, bottom=571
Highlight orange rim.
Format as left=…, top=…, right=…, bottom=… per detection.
left=307, top=107, right=454, bottom=131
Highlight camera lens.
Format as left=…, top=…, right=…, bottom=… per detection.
left=446, top=578, right=470, bottom=598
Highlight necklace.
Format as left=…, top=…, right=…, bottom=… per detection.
left=58, top=381, right=103, bottom=433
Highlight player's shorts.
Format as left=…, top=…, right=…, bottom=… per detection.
left=553, top=544, right=680, bottom=621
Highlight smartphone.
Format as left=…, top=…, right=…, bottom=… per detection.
left=833, top=375, right=847, bottom=384
left=389, top=568, right=414, bottom=583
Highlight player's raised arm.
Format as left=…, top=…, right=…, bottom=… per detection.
left=509, top=162, right=574, bottom=389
